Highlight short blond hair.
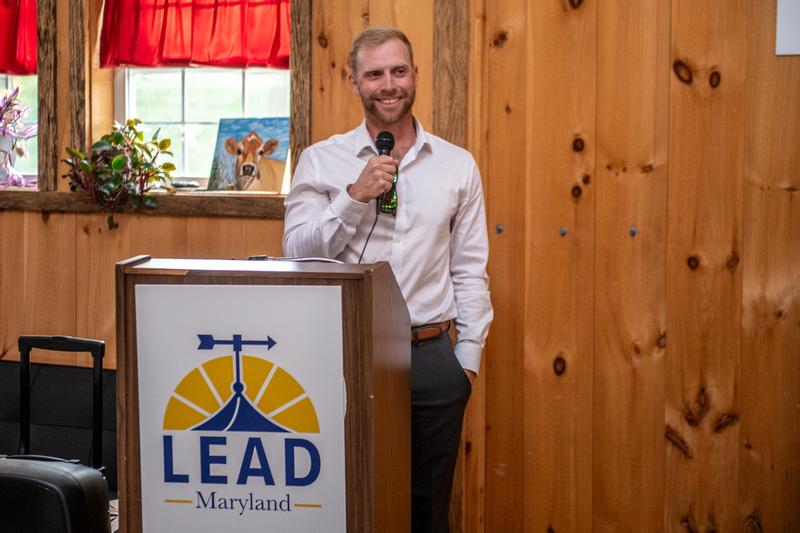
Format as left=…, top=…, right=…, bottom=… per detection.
left=348, top=27, right=415, bottom=74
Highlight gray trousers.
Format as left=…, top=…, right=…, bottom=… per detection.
left=411, top=332, right=472, bottom=533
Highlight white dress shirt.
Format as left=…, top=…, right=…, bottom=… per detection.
left=283, top=120, right=492, bottom=373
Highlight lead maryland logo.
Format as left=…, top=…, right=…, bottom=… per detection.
left=160, top=334, right=322, bottom=514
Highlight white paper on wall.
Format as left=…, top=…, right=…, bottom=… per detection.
left=777, top=0, right=800, bottom=55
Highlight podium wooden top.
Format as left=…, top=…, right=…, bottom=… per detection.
left=119, top=256, right=389, bottom=280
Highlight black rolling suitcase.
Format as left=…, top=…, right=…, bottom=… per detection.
left=0, top=336, right=112, bottom=533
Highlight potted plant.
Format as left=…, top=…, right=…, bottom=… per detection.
left=0, top=86, right=38, bottom=188
left=63, top=118, right=176, bottom=227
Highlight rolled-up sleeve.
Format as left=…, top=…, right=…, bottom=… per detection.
left=283, top=148, right=370, bottom=258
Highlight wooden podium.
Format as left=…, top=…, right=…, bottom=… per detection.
left=115, top=256, right=411, bottom=533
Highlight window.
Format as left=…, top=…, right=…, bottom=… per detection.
left=117, top=67, right=291, bottom=191
left=1, top=74, right=38, bottom=177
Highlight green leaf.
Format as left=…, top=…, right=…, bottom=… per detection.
left=111, top=155, right=127, bottom=170
left=90, top=139, right=112, bottom=152
left=151, top=127, right=162, bottom=141
left=158, top=139, right=171, bottom=150
left=66, top=148, right=87, bottom=160
left=142, top=195, right=159, bottom=209
left=106, top=215, right=119, bottom=230
left=161, top=162, right=176, bottom=172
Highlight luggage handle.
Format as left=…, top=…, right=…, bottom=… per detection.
left=18, top=336, right=106, bottom=470
left=4, top=454, right=81, bottom=464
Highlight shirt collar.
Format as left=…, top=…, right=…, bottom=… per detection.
left=352, top=118, right=432, bottom=158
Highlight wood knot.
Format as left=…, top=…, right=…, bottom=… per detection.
left=340, top=68, right=348, bottom=79
left=776, top=309, right=784, bottom=318
left=571, top=185, right=582, bottom=198
left=713, top=412, right=739, bottom=433
left=786, top=185, right=798, bottom=192
left=572, top=137, right=585, bottom=152
left=582, top=174, right=591, bottom=185
left=41, top=211, right=51, bottom=223
left=317, top=32, right=328, bottom=49
left=665, top=425, right=693, bottom=458
left=641, top=163, right=654, bottom=173
left=744, top=442, right=752, bottom=450
left=683, top=386, right=709, bottom=427
left=673, top=60, right=693, bottom=84
left=726, top=252, right=740, bottom=269
left=680, top=514, right=698, bottom=533
left=464, top=440, right=472, bottom=454
left=553, top=356, right=567, bottom=376
left=505, top=105, right=512, bottom=113
left=657, top=332, right=667, bottom=349
left=330, top=61, right=336, bottom=69
left=745, top=510, right=763, bottom=533
left=490, top=30, right=508, bottom=48
left=82, top=224, right=91, bottom=235
left=709, top=71, right=721, bottom=89
left=569, top=0, right=583, bottom=8
left=632, top=342, right=641, bottom=355
left=687, top=256, right=700, bottom=270
left=547, top=526, right=555, bottom=533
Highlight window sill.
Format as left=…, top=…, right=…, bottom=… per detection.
left=0, top=189, right=286, bottom=219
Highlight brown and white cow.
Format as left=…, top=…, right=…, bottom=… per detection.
left=224, top=131, right=285, bottom=192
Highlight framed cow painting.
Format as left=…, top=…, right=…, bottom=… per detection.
left=207, top=117, right=290, bottom=192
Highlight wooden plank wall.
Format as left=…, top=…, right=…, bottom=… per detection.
left=1, top=0, right=798, bottom=530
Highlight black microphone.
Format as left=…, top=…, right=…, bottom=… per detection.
left=375, top=131, right=398, bottom=215
left=375, top=131, right=394, bottom=156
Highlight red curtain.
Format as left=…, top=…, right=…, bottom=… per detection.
left=0, top=0, right=38, bottom=74
left=100, top=0, right=290, bottom=68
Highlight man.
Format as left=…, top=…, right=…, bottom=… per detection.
left=283, top=26, right=492, bottom=533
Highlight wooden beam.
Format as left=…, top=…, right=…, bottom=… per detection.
left=37, top=0, right=57, bottom=190
left=69, top=0, right=88, bottom=153
left=433, top=0, right=468, bottom=147
left=0, top=191, right=286, bottom=219
left=290, top=0, right=312, bottom=172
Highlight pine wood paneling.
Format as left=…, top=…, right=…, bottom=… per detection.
left=129, top=216, right=189, bottom=259
left=462, top=2, right=487, bottom=531
left=22, top=212, right=78, bottom=364
left=739, top=1, right=800, bottom=530
left=75, top=214, right=133, bottom=368
left=524, top=0, right=596, bottom=530
left=481, top=0, right=526, bottom=530
left=665, top=1, right=747, bottom=530
left=0, top=211, right=27, bottom=360
left=186, top=217, right=250, bottom=259
left=311, top=0, right=365, bottom=142
left=593, top=1, right=670, bottom=530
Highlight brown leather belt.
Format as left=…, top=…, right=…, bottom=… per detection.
left=411, top=320, right=451, bottom=342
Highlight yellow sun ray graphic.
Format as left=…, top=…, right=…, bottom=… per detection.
left=163, top=355, right=319, bottom=433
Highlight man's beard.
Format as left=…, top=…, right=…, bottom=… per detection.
left=360, top=89, right=416, bottom=126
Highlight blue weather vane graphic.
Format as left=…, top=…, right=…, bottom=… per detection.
left=193, top=334, right=286, bottom=433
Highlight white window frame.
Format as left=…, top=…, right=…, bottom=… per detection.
left=114, top=67, right=291, bottom=190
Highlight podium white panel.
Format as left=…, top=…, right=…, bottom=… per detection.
left=134, top=284, right=346, bottom=533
